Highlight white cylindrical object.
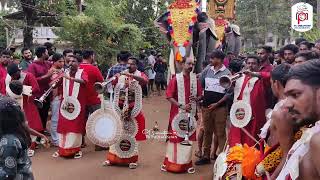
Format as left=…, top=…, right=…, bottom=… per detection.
left=201, top=0, right=207, bottom=12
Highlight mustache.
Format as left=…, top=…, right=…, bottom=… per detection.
left=288, top=107, right=300, bottom=115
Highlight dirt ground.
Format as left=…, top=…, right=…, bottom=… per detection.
left=32, top=95, right=213, bottom=180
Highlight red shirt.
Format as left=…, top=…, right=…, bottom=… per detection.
left=58, top=71, right=89, bottom=134
left=0, top=65, right=7, bottom=95
left=27, top=60, right=51, bottom=97
left=79, top=63, right=104, bottom=105
left=259, top=63, right=273, bottom=73
left=166, top=74, right=202, bottom=143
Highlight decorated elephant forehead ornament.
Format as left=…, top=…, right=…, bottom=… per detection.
left=167, top=0, right=200, bottom=62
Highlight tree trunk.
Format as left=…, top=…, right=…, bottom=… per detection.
left=20, top=0, right=36, bottom=48
left=75, top=0, right=82, bottom=13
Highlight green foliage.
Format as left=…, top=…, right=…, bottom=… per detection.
left=122, top=0, right=171, bottom=53
left=236, top=0, right=291, bottom=46
left=297, top=14, right=320, bottom=42
left=56, top=0, right=144, bottom=64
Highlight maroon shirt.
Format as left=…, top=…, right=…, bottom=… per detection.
left=259, top=63, right=273, bottom=73
left=27, top=60, right=51, bottom=97
left=0, top=64, right=7, bottom=95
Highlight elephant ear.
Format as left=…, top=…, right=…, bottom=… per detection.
left=154, top=12, right=172, bottom=41
left=207, top=18, right=219, bottom=40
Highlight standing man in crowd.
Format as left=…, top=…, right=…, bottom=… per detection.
left=108, top=51, right=131, bottom=78
left=105, top=57, right=148, bottom=168
left=154, top=54, right=167, bottom=96
left=196, top=50, right=231, bottom=165
left=20, top=47, right=34, bottom=70
left=49, top=53, right=65, bottom=147
left=257, top=46, right=273, bottom=73
left=63, top=49, right=74, bottom=66
left=27, top=46, right=53, bottom=131
left=53, top=55, right=88, bottom=159
left=161, top=56, right=202, bottom=173
left=79, top=50, right=104, bottom=150
left=282, top=44, right=299, bottom=65
left=147, top=50, right=156, bottom=93
left=0, top=50, right=11, bottom=95
left=228, top=55, right=270, bottom=147
left=277, top=60, right=320, bottom=179
left=6, top=63, right=44, bottom=150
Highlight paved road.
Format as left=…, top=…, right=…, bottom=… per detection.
left=32, top=95, right=213, bottom=180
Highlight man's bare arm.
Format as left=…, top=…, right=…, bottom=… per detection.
left=310, top=133, right=320, bottom=176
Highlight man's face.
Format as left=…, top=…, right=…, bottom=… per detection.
left=64, top=52, right=73, bottom=65
left=0, top=54, right=11, bottom=66
left=128, top=59, right=137, bottom=73
left=23, top=50, right=33, bottom=60
left=54, top=58, right=65, bottom=69
left=270, top=78, right=279, bottom=98
left=246, top=58, right=259, bottom=72
left=284, top=79, right=319, bottom=127
left=183, top=57, right=195, bottom=73
left=11, top=71, right=21, bottom=80
left=315, top=43, right=320, bottom=51
left=69, top=57, right=79, bottom=71
left=284, top=50, right=295, bottom=64
left=299, top=44, right=309, bottom=52
left=210, top=57, right=222, bottom=66
left=257, top=49, right=268, bottom=62
left=294, top=56, right=307, bottom=66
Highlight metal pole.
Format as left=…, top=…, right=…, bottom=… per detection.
left=317, top=0, right=320, bottom=29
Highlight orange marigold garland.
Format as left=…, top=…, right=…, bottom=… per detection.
left=167, top=0, right=200, bottom=61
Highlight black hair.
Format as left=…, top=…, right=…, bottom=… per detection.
left=286, top=59, right=320, bottom=87
left=69, top=55, right=82, bottom=63
left=246, top=55, right=261, bottom=64
left=298, top=41, right=312, bottom=49
left=21, top=47, right=30, bottom=54
left=35, top=46, right=47, bottom=58
left=197, top=12, right=208, bottom=22
left=208, top=50, right=226, bottom=61
left=258, top=45, right=273, bottom=54
left=82, top=50, right=94, bottom=59
left=63, top=49, right=73, bottom=56
left=1, top=49, right=12, bottom=56
left=283, top=44, right=299, bottom=54
left=52, top=53, right=64, bottom=62
left=44, top=42, right=53, bottom=49
left=7, top=63, right=20, bottom=76
left=295, top=38, right=307, bottom=46
left=271, top=63, right=291, bottom=86
left=0, top=96, right=31, bottom=148
left=118, top=51, right=132, bottom=62
left=229, top=59, right=243, bottom=73
left=9, top=80, right=23, bottom=95
left=295, top=51, right=319, bottom=61
left=150, top=50, right=156, bottom=56
left=73, top=49, right=82, bottom=56
left=128, top=57, right=138, bottom=64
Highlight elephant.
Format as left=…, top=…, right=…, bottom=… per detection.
left=223, top=24, right=241, bottom=57
left=155, top=11, right=218, bottom=74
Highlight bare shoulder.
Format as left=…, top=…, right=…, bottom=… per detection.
left=310, top=132, right=320, bottom=151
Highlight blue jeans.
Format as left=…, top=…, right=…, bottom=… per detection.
left=51, top=96, right=61, bottom=146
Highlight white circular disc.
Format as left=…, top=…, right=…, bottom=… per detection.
left=230, top=100, right=252, bottom=128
